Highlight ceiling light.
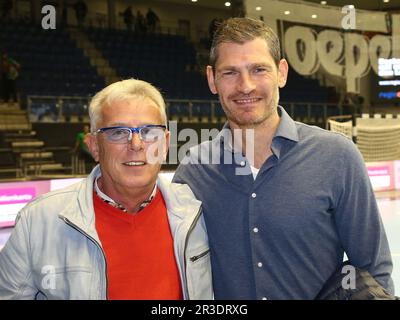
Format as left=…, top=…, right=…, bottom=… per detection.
left=320, top=1, right=327, bottom=4
left=191, top=0, right=197, bottom=2
left=311, top=14, right=317, bottom=18
left=225, top=2, right=231, bottom=6
left=383, top=0, right=390, bottom=3
left=256, top=6, right=262, bottom=11
left=284, top=10, right=290, bottom=15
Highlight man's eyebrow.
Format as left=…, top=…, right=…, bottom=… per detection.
left=217, top=63, right=273, bottom=71
left=216, top=65, right=239, bottom=71
left=250, top=63, right=273, bottom=69
left=107, top=123, right=129, bottom=127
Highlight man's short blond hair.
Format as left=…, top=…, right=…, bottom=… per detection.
left=209, top=17, right=281, bottom=70
left=89, top=79, right=167, bottom=131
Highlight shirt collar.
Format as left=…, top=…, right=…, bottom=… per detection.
left=217, top=106, right=299, bottom=157
left=273, top=106, right=299, bottom=142
left=94, top=170, right=157, bottom=213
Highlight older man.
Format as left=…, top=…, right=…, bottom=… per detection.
left=0, top=79, right=213, bottom=300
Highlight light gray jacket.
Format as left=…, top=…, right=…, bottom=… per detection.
left=0, top=166, right=213, bottom=300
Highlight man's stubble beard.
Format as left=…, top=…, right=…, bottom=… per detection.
left=222, top=88, right=280, bottom=129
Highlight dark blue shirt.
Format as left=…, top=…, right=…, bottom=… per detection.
left=173, top=106, right=394, bottom=299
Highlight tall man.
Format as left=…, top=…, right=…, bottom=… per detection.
left=173, top=17, right=393, bottom=299
left=0, top=79, right=213, bottom=300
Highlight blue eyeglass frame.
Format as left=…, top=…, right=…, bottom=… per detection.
left=96, top=125, right=167, bottom=142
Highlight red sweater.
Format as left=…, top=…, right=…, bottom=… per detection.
left=93, top=189, right=183, bottom=300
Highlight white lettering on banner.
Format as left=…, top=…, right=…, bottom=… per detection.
left=345, top=33, right=370, bottom=92
left=283, top=14, right=400, bottom=93
left=316, top=30, right=344, bottom=77
left=378, top=58, right=400, bottom=77
left=284, top=26, right=319, bottom=76
left=368, top=169, right=389, bottom=175
left=369, top=36, right=392, bottom=75
left=393, top=15, right=400, bottom=60
left=379, top=80, right=400, bottom=86
left=0, top=194, right=33, bottom=203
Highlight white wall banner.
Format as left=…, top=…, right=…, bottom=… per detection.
left=283, top=14, right=399, bottom=93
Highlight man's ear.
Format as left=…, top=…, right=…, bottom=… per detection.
left=206, top=65, right=218, bottom=94
left=278, top=59, right=289, bottom=88
left=85, top=133, right=99, bottom=162
left=163, top=130, right=170, bottom=162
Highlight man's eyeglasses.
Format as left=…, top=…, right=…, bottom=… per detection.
left=95, top=125, right=167, bottom=144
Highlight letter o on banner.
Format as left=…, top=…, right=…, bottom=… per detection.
left=369, top=35, right=391, bottom=75
left=284, top=26, right=319, bottom=75
left=345, top=33, right=370, bottom=93
left=317, top=30, right=344, bottom=77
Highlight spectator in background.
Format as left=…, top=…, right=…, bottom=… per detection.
left=74, top=0, right=88, bottom=28
left=0, top=51, right=3, bottom=103
left=340, top=92, right=364, bottom=118
left=73, top=124, right=93, bottom=173
left=208, top=18, right=222, bottom=41
left=135, top=10, right=146, bottom=34
left=1, top=52, right=20, bottom=104
left=146, top=8, right=160, bottom=33
left=207, top=18, right=222, bottom=50
left=122, top=6, right=134, bottom=32
left=0, top=0, right=13, bottom=22
left=61, top=0, right=68, bottom=27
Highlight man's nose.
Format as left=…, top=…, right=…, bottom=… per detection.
left=128, top=132, right=144, bottom=151
left=237, top=72, right=256, bottom=94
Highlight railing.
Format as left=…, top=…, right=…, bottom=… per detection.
left=27, top=95, right=91, bottom=123
left=27, top=95, right=346, bottom=126
left=74, top=12, right=202, bottom=41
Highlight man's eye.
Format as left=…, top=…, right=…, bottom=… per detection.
left=221, top=71, right=236, bottom=76
left=254, top=68, right=267, bottom=73
left=142, top=128, right=162, bottom=140
left=111, top=129, right=127, bottom=137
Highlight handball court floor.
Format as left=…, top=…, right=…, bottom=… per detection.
left=0, top=190, right=399, bottom=296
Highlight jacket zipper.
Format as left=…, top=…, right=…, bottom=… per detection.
left=183, top=206, right=203, bottom=298
left=61, top=216, right=109, bottom=300
left=189, top=249, right=210, bottom=262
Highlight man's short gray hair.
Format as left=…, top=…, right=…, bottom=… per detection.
left=89, top=79, right=167, bottom=131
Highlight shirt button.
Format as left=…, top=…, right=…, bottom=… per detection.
left=253, top=227, right=259, bottom=233
left=251, top=193, right=257, bottom=198
left=262, top=297, right=268, bottom=300
left=257, top=262, right=263, bottom=268
left=240, top=161, right=246, bottom=166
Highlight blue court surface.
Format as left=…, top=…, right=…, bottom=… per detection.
left=0, top=194, right=399, bottom=297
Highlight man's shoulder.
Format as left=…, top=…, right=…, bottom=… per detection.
left=296, top=121, right=355, bottom=149
left=20, top=179, right=84, bottom=218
